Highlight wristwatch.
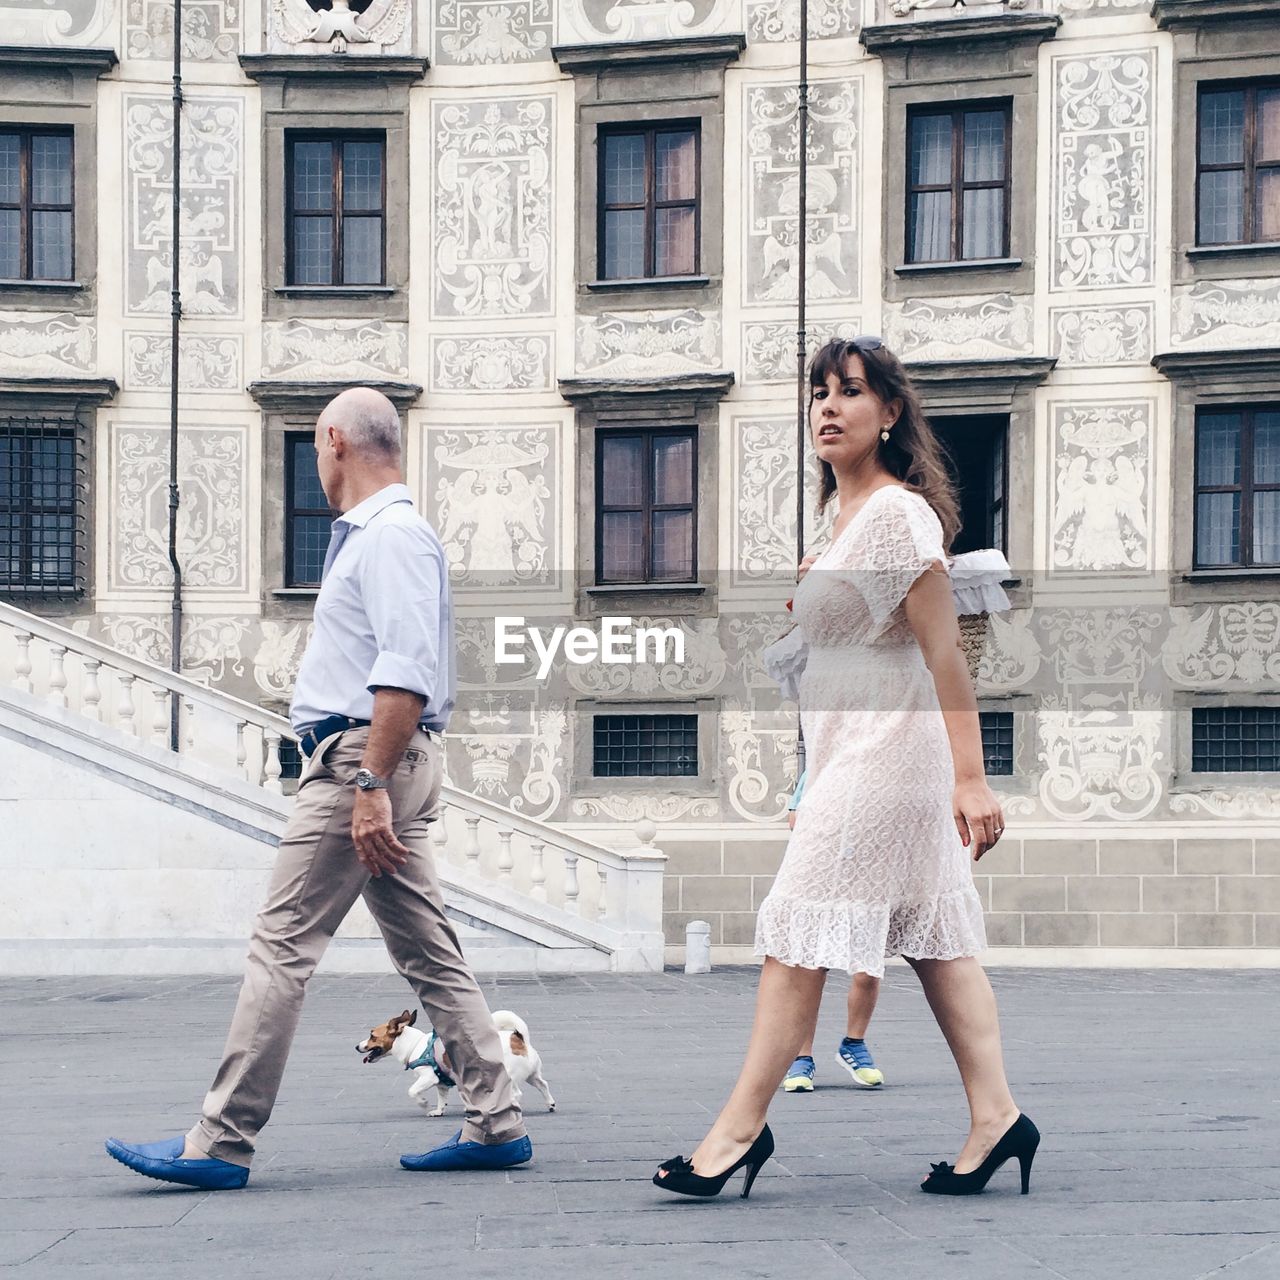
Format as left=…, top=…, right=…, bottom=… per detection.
left=354, top=768, right=389, bottom=791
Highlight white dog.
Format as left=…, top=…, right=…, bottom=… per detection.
left=356, top=1008, right=555, bottom=1118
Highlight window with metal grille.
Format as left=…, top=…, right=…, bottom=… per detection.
left=598, top=123, right=700, bottom=280
left=1192, top=707, right=1280, bottom=773
left=933, top=415, right=1008, bottom=556
left=277, top=737, right=303, bottom=782
left=593, top=714, right=698, bottom=777
left=0, top=414, right=85, bottom=597
left=1193, top=404, right=1280, bottom=569
left=0, top=127, right=74, bottom=281
left=286, top=132, right=385, bottom=286
left=906, top=103, right=1011, bottom=264
left=979, top=711, right=1014, bottom=777
left=285, top=432, right=332, bottom=587
left=597, top=428, right=697, bottom=584
left=1197, top=81, right=1280, bottom=246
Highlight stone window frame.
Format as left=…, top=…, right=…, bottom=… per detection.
left=570, top=695, right=718, bottom=802
left=559, top=374, right=733, bottom=621
left=239, top=55, right=427, bottom=322
left=1153, top=347, right=1280, bottom=605
left=0, top=48, right=115, bottom=315
left=904, top=357, right=1056, bottom=606
left=0, top=376, right=117, bottom=615
left=1170, top=688, right=1280, bottom=792
left=248, top=377, right=421, bottom=619
left=977, top=691, right=1036, bottom=799
left=283, top=429, right=332, bottom=589
left=1155, top=0, right=1280, bottom=284
left=861, top=11, right=1059, bottom=302
left=552, top=34, right=744, bottom=315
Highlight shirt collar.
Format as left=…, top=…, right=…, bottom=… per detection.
left=336, top=483, right=412, bottom=530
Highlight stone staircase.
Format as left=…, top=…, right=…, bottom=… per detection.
left=0, top=601, right=666, bottom=974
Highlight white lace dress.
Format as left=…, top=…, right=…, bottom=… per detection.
left=754, top=485, right=987, bottom=976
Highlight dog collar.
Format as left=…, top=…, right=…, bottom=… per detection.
left=406, top=1030, right=456, bottom=1088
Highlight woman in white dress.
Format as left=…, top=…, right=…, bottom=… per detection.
left=654, top=337, right=1038, bottom=1200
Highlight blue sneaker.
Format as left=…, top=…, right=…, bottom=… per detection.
left=782, top=1055, right=816, bottom=1093
left=104, top=1135, right=249, bottom=1189
left=836, top=1038, right=884, bottom=1088
left=401, top=1131, right=532, bottom=1171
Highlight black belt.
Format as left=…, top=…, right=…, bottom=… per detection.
left=297, top=715, right=439, bottom=758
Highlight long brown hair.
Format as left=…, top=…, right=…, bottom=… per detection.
left=809, top=338, right=959, bottom=549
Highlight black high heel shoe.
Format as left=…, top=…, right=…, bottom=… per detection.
left=920, top=1113, right=1040, bottom=1196
left=653, top=1125, right=775, bottom=1199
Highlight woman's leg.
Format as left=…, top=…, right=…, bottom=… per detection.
left=675, top=957, right=827, bottom=1177
left=904, top=956, right=1019, bottom=1172
left=845, top=972, right=880, bottom=1039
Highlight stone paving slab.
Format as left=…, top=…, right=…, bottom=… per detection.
left=1, top=967, right=1278, bottom=1280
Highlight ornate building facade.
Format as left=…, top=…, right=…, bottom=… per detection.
left=2, top=0, right=1279, bottom=956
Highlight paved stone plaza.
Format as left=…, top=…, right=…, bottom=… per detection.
left=1, top=966, right=1277, bottom=1279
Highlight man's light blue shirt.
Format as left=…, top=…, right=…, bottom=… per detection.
left=290, top=483, right=455, bottom=734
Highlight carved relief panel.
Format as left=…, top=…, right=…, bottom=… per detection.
left=0, top=313, right=95, bottom=377
left=575, top=309, right=720, bottom=377
left=1050, top=50, right=1155, bottom=291
left=432, top=0, right=552, bottom=64
left=126, top=0, right=240, bottom=60
left=884, top=294, right=1033, bottom=362
left=744, top=79, right=860, bottom=306
left=124, top=95, right=242, bottom=319
left=431, top=97, right=553, bottom=320
left=747, top=0, right=857, bottom=44
left=558, top=0, right=737, bottom=43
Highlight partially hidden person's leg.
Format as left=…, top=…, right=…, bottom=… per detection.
left=846, top=972, right=880, bottom=1038
left=904, top=955, right=1019, bottom=1172
left=675, top=957, right=827, bottom=1176
left=187, top=758, right=370, bottom=1167
left=363, top=737, right=524, bottom=1149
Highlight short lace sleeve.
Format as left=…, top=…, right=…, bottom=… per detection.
left=845, top=487, right=947, bottom=638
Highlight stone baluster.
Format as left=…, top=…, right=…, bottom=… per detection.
left=183, top=697, right=195, bottom=753
left=463, top=816, right=481, bottom=873
left=82, top=659, right=102, bottom=722
left=12, top=631, right=33, bottom=693
left=496, top=828, right=514, bottom=882
left=529, top=838, right=546, bottom=901
left=563, top=851, right=580, bottom=915
left=598, top=865, right=611, bottom=922
left=117, top=673, right=137, bottom=735
left=151, top=687, right=169, bottom=746
left=433, top=801, right=450, bottom=862
left=48, top=645, right=68, bottom=709
left=235, top=721, right=248, bottom=781
left=263, top=730, right=283, bottom=793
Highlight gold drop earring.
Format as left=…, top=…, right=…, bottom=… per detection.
left=880, top=422, right=891, bottom=443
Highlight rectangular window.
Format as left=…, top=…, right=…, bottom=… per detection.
left=1193, top=405, right=1280, bottom=569
left=598, top=124, right=699, bottom=280
left=933, top=414, right=1008, bottom=556
left=593, top=713, right=698, bottom=777
left=1192, top=706, right=1280, bottom=772
left=906, top=104, right=1010, bottom=264
left=286, top=133, right=385, bottom=286
left=0, top=414, right=83, bottom=596
left=1197, top=81, right=1280, bottom=246
left=0, top=127, right=74, bottom=281
left=979, top=710, right=1015, bottom=777
left=285, top=432, right=332, bottom=588
left=596, top=428, right=696, bottom=584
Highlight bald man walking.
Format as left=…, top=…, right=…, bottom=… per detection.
left=106, top=388, right=529, bottom=1187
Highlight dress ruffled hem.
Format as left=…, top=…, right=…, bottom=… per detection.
left=753, top=885, right=987, bottom=978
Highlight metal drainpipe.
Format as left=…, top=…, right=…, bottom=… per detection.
left=794, top=0, right=809, bottom=779
left=167, top=0, right=184, bottom=751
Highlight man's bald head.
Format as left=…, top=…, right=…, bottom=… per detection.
left=317, top=386, right=402, bottom=461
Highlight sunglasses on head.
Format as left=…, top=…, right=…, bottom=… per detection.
left=845, top=334, right=884, bottom=353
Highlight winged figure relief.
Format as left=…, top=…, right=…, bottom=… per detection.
left=1053, top=453, right=1148, bottom=571
left=273, top=0, right=407, bottom=50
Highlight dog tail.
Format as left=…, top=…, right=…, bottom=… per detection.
left=491, top=1009, right=531, bottom=1048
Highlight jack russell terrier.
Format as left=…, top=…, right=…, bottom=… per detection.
left=356, top=1009, right=556, bottom=1118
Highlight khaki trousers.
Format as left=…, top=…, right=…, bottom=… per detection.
left=187, top=727, right=525, bottom=1167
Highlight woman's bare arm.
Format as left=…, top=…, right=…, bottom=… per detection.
left=903, top=566, right=1004, bottom=860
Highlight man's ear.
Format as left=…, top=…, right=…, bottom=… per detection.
left=327, top=424, right=345, bottom=457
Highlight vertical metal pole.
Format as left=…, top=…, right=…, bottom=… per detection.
left=794, top=0, right=810, bottom=778
left=168, top=0, right=184, bottom=750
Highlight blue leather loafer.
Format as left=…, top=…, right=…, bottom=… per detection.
left=400, top=1131, right=532, bottom=1172
left=104, top=1136, right=249, bottom=1190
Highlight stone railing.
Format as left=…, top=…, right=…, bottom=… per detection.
left=0, top=601, right=666, bottom=949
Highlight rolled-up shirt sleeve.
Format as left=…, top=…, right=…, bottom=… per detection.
left=361, top=524, right=443, bottom=702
